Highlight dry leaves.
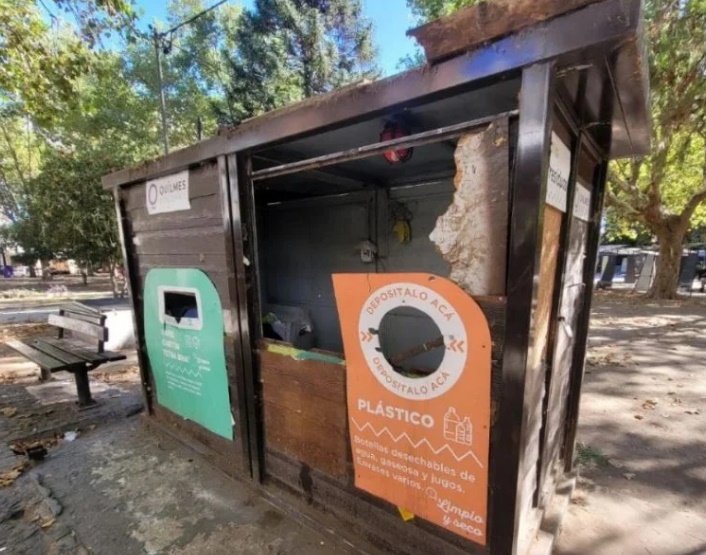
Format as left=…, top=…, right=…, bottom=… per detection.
left=0, top=460, right=30, bottom=488
left=9, top=435, right=61, bottom=457
left=0, top=407, right=17, bottom=417
left=642, top=399, right=658, bottom=410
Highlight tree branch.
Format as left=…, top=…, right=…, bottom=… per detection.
left=0, top=120, right=27, bottom=188
left=604, top=186, right=645, bottom=222
left=680, top=142, right=706, bottom=221
left=608, top=166, right=645, bottom=207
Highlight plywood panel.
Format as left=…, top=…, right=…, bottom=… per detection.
left=539, top=187, right=592, bottom=503
left=259, top=347, right=349, bottom=479
left=517, top=204, right=563, bottom=534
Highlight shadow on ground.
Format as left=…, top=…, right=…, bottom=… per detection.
left=555, top=292, right=706, bottom=555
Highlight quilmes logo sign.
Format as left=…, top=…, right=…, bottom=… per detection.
left=146, top=170, right=190, bottom=215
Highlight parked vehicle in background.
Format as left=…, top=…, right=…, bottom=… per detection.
left=49, top=260, right=71, bottom=275
left=12, top=265, right=30, bottom=277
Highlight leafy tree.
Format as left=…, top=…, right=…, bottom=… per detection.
left=606, top=0, right=706, bottom=298
left=220, top=0, right=379, bottom=123
left=0, top=1, right=136, bottom=124
left=406, top=0, right=479, bottom=21
left=409, top=0, right=706, bottom=298
left=11, top=148, right=125, bottom=282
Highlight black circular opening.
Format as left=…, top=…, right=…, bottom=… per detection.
left=376, top=306, right=444, bottom=378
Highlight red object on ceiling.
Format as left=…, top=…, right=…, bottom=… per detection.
left=381, top=122, right=413, bottom=164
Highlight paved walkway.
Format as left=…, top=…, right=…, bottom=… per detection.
left=555, top=294, right=706, bottom=555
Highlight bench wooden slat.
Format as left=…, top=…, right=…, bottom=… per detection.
left=30, top=340, right=87, bottom=367
left=42, top=339, right=126, bottom=364
left=63, top=301, right=102, bottom=316
left=60, top=309, right=105, bottom=326
left=48, top=314, right=108, bottom=341
left=5, top=340, right=70, bottom=372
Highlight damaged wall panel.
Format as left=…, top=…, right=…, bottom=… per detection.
left=430, top=119, right=509, bottom=296
left=409, top=0, right=605, bottom=63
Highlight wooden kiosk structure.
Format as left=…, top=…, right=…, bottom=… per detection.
left=104, top=1, right=650, bottom=553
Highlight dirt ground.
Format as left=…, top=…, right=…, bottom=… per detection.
left=0, top=292, right=704, bottom=554
left=555, top=292, right=706, bottom=555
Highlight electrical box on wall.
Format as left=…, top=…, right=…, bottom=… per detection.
left=358, top=240, right=377, bottom=263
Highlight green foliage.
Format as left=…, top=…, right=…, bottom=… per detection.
left=408, top=0, right=706, bottom=298
left=1, top=0, right=379, bottom=273
left=605, top=0, right=706, bottom=297
left=0, top=1, right=136, bottom=124
left=406, top=0, right=480, bottom=22
left=10, top=148, right=124, bottom=269
left=220, top=0, right=379, bottom=124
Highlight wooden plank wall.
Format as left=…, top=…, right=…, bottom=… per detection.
left=121, top=160, right=245, bottom=475
left=516, top=204, right=563, bottom=549
left=258, top=296, right=505, bottom=554
left=539, top=151, right=600, bottom=501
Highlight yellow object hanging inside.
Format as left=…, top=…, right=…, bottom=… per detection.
left=393, top=219, right=412, bottom=244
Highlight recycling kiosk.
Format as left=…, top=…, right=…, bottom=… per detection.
left=105, top=1, right=650, bottom=553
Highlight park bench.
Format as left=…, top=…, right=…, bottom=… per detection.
left=6, top=302, right=126, bottom=407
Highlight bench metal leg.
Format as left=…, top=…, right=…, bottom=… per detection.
left=40, top=367, right=52, bottom=381
left=73, top=369, right=94, bottom=406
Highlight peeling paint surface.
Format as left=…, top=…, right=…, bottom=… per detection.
left=430, top=119, right=509, bottom=296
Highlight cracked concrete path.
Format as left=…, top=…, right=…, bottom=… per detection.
left=2, top=416, right=348, bottom=555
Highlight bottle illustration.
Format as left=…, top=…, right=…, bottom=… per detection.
left=443, top=408, right=473, bottom=446
left=444, top=408, right=460, bottom=441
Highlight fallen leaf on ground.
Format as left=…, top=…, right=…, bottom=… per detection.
left=634, top=415, right=644, bottom=420
left=642, top=400, right=658, bottom=410
left=0, top=407, right=17, bottom=418
left=685, top=409, right=701, bottom=415
left=623, top=473, right=636, bottom=480
left=40, top=518, right=55, bottom=528
left=0, top=460, right=30, bottom=487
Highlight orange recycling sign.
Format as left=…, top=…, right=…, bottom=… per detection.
left=333, top=273, right=491, bottom=544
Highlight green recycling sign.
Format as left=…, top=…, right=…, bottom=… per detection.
left=144, top=268, right=233, bottom=440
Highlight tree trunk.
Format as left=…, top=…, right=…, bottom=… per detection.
left=108, top=261, right=117, bottom=298
left=40, top=259, right=53, bottom=281
left=648, top=227, right=685, bottom=299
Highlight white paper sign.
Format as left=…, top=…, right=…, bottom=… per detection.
left=573, top=182, right=592, bottom=222
left=546, top=133, right=571, bottom=212
left=146, top=170, right=190, bottom=215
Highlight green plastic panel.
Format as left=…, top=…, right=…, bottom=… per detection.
left=144, top=268, right=233, bottom=440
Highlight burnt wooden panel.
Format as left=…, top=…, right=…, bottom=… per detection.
left=515, top=203, right=563, bottom=552
left=409, top=0, right=604, bottom=63
left=148, top=405, right=243, bottom=476
left=540, top=216, right=589, bottom=500
left=265, top=450, right=489, bottom=555
left=120, top=159, right=245, bottom=472
left=133, top=226, right=225, bottom=256
left=259, top=298, right=506, bottom=550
